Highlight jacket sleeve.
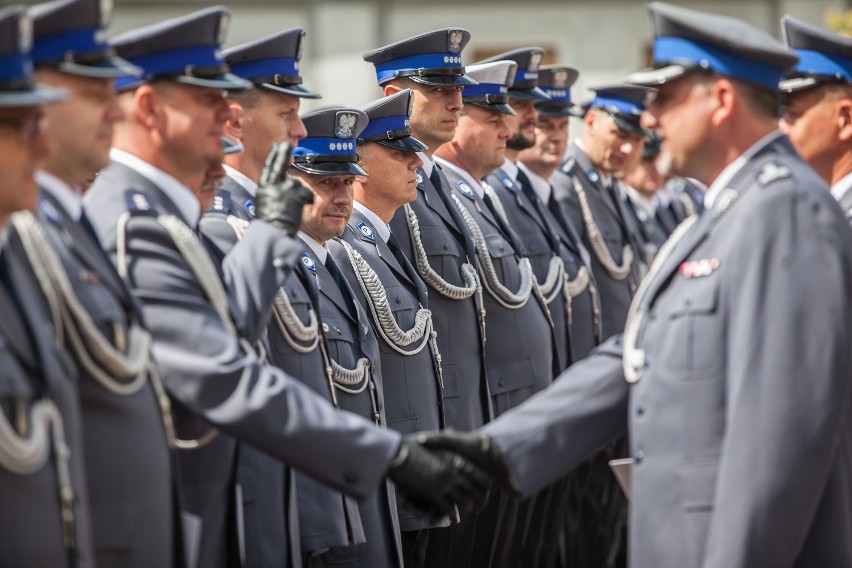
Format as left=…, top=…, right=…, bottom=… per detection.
left=484, top=334, right=629, bottom=496
left=123, top=214, right=400, bottom=499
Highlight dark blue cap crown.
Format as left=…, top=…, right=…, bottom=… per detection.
left=0, top=5, right=68, bottom=106
left=224, top=28, right=320, bottom=99
left=359, top=89, right=427, bottom=152
left=293, top=107, right=369, bottom=176
left=535, top=64, right=579, bottom=116
left=30, top=0, right=140, bottom=78
left=363, top=28, right=476, bottom=87
left=586, top=84, right=653, bottom=135
left=628, top=2, right=798, bottom=91
left=781, top=16, right=852, bottom=92
left=477, top=47, right=549, bottom=100
left=111, top=6, right=250, bottom=92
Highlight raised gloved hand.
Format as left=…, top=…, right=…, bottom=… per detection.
left=255, top=142, right=314, bottom=237
left=386, top=435, right=491, bottom=520
left=415, top=430, right=510, bottom=481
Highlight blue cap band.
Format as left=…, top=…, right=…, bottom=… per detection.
left=32, top=26, right=107, bottom=64
left=374, top=52, right=463, bottom=82
left=590, top=95, right=642, bottom=115
left=513, top=67, right=538, bottom=84
left=360, top=114, right=409, bottom=139
left=0, top=53, right=32, bottom=85
left=295, top=137, right=357, bottom=157
left=542, top=87, right=571, bottom=103
left=463, top=82, right=508, bottom=97
left=654, top=36, right=785, bottom=90
left=229, top=56, right=299, bottom=80
left=793, top=48, right=852, bottom=82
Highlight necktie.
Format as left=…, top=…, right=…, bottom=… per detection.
left=386, top=233, right=428, bottom=306
left=516, top=169, right=561, bottom=251
left=325, top=255, right=357, bottom=318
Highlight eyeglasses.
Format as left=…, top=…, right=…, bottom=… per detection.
left=0, top=111, right=46, bottom=146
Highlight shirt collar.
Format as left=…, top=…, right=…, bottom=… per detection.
left=434, top=157, right=486, bottom=199
left=223, top=164, right=258, bottom=197
left=703, top=130, right=784, bottom=209
left=353, top=201, right=391, bottom=243
left=110, top=148, right=201, bottom=227
left=418, top=152, right=434, bottom=178
left=518, top=162, right=552, bottom=203
left=831, top=170, right=852, bottom=203
left=298, top=232, right=327, bottom=264
left=37, top=170, right=82, bottom=221
left=501, top=157, right=519, bottom=181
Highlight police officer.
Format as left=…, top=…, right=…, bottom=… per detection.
left=779, top=16, right=852, bottom=218
left=82, top=8, right=487, bottom=567
left=622, top=133, right=669, bottom=254
left=199, top=30, right=356, bottom=568
left=292, top=103, right=412, bottom=568
left=363, top=29, right=489, bottom=568
left=0, top=7, right=97, bottom=567
left=9, top=0, right=177, bottom=566
left=422, top=3, right=852, bottom=567
left=216, top=28, right=316, bottom=221
left=326, top=93, right=447, bottom=568
left=434, top=60, right=556, bottom=568
left=553, top=84, right=651, bottom=341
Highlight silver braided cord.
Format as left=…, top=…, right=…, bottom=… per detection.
left=571, top=177, right=634, bottom=281
left=679, top=192, right=697, bottom=217
left=482, top=182, right=509, bottom=225
left=11, top=212, right=150, bottom=396
left=403, top=203, right=481, bottom=300
left=226, top=213, right=320, bottom=354
left=623, top=215, right=698, bottom=383
left=337, top=239, right=436, bottom=356
left=450, top=193, right=534, bottom=310
left=0, top=397, right=76, bottom=547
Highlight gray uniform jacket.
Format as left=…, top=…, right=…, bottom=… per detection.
left=486, top=166, right=602, bottom=366
left=486, top=135, right=852, bottom=568
left=389, top=166, right=491, bottom=430
left=33, top=190, right=176, bottom=568
left=553, top=142, right=646, bottom=340
left=0, top=236, right=95, bottom=568
left=303, top=243, right=404, bottom=568
left=84, top=160, right=401, bottom=568
left=329, top=209, right=445, bottom=532
left=440, top=166, right=554, bottom=417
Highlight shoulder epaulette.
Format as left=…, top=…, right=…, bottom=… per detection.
left=124, top=189, right=157, bottom=216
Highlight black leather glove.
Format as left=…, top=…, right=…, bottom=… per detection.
left=386, top=436, right=491, bottom=520
left=255, top=142, right=314, bottom=237
left=416, top=430, right=510, bottom=481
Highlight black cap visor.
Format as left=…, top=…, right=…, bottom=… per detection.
left=508, top=85, right=550, bottom=101
left=50, top=52, right=142, bottom=79
left=293, top=159, right=368, bottom=176
left=259, top=82, right=322, bottom=99
left=464, top=99, right=516, bottom=116
left=373, top=134, right=428, bottom=152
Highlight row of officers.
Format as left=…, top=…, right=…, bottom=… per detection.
left=2, top=0, right=852, bottom=566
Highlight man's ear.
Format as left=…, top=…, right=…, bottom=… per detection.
left=225, top=101, right=244, bottom=141
left=836, top=97, right=852, bottom=143
left=134, top=84, right=160, bottom=130
left=384, top=83, right=403, bottom=97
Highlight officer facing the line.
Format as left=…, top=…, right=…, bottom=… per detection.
left=421, top=3, right=852, bottom=567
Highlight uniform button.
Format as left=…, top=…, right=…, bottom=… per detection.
left=336, top=327, right=342, bottom=335
left=684, top=298, right=693, bottom=306
left=343, top=470, right=359, bottom=484
left=633, top=450, right=645, bottom=464
left=497, top=380, right=504, bottom=387
left=636, top=404, right=646, bottom=416
left=395, top=296, right=402, bottom=305
left=322, top=323, right=330, bottom=333
left=443, top=242, right=449, bottom=250
left=498, top=244, right=505, bottom=251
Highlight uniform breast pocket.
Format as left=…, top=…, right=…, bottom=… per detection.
left=322, top=314, right=357, bottom=367
left=657, top=274, right=723, bottom=380
left=377, top=284, right=418, bottom=355
left=484, top=232, right=516, bottom=284
left=419, top=225, right=463, bottom=279
left=74, top=273, right=127, bottom=330
left=0, top=342, right=35, bottom=401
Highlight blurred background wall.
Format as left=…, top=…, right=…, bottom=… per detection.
left=6, top=0, right=850, bottom=111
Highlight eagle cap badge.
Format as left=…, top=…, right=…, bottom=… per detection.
left=335, top=111, right=358, bottom=139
